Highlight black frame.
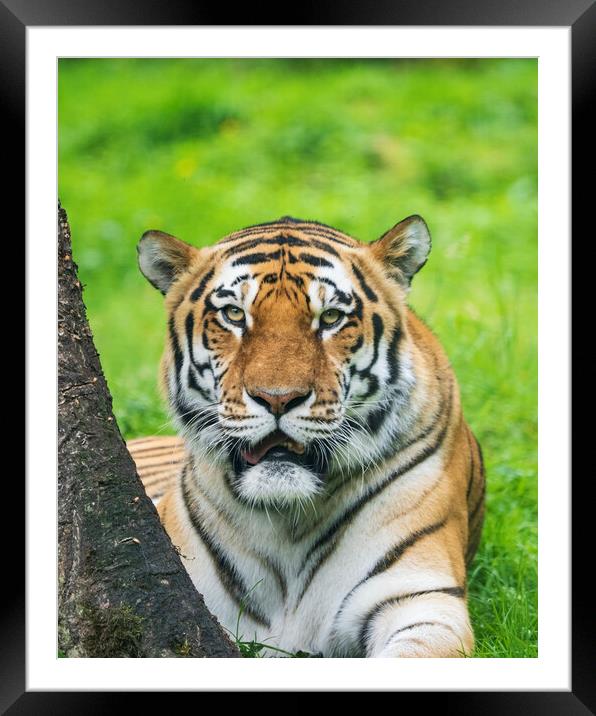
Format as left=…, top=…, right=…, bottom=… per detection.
left=11, top=0, right=591, bottom=709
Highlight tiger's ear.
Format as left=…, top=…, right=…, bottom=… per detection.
left=369, top=215, right=431, bottom=287
left=137, top=230, right=197, bottom=294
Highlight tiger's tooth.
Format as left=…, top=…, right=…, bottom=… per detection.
left=288, top=440, right=305, bottom=455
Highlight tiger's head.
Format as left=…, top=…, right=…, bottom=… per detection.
left=138, top=216, right=431, bottom=507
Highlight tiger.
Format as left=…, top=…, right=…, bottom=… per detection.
left=130, top=214, right=485, bottom=657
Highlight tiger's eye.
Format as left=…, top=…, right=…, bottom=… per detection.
left=223, top=305, right=245, bottom=323
left=320, top=308, right=343, bottom=326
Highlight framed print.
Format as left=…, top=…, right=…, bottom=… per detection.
left=10, top=0, right=592, bottom=709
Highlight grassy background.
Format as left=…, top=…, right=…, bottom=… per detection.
left=58, top=58, right=537, bottom=658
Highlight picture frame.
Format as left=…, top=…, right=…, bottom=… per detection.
left=12, top=0, right=590, bottom=708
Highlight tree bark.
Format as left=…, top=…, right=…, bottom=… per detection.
left=57, top=203, right=238, bottom=657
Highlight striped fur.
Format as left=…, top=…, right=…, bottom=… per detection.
left=126, top=436, right=186, bottom=502
left=132, top=215, right=485, bottom=657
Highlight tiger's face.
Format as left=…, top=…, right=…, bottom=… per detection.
left=138, top=216, right=431, bottom=507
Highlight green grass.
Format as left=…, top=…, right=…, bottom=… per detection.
left=227, top=581, right=320, bottom=658
left=58, top=58, right=537, bottom=658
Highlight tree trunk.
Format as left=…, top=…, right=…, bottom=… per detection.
left=57, top=203, right=238, bottom=658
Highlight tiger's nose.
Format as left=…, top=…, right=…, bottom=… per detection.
left=248, top=387, right=311, bottom=416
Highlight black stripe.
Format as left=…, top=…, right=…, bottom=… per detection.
left=202, top=318, right=212, bottom=350
left=181, top=467, right=271, bottom=628
left=218, top=220, right=326, bottom=239
left=386, top=324, right=403, bottom=384
left=284, top=271, right=305, bottom=288
left=170, top=291, right=188, bottom=314
left=223, top=233, right=341, bottom=258
left=358, top=587, right=465, bottom=655
left=187, top=368, right=211, bottom=402
left=195, top=470, right=288, bottom=595
left=232, top=250, right=281, bottom=266
left=221, top=223, right=355, bottom=247
left=142, top=468, right=180, bottom=485
left=136, top=462, right=183, bottom=476
left=295, top=540, right=337, bottom=605
left=465, top=428, right=475, bottom=499
left=352, top=291, right=363, bottom=320
left=142, top=473, right=181, bottom=488
left=256, top=287, right=276, bottom=305
left=222, top=469, right=247, bottom=502
left=334, top=291, right=353, bottom=307
left=223, top=235, right=293, bottom=257
left=185, top=311, right=195, bottom=358
left=282, top=286, right=296, bottom=303
left=330, top=518, right=447, bottom=619
left=371, top=373, right=453, bottom=467
left=201, top=291, right=217, bottom=318
left=127, top=436, right=177, bottom=448
left=469, top=512, right=484, bottom=542
left=260, top=229, right=354, bottom=248
left=216, top=226, right=290, bottom=243
left=469, top=439, right=486, bottom=523
left=184, top=311, right=213, bottom=401
left=214, top=286, right=236, bottom=299
left=184, top=465, right=288, bottom=601
left=337, top=319, right=358, bottom=333
left=300, top=226, right=356, bottom=246
left=189, top=267, right=215, bottom=303
left=367, top=518, right=447, bottom=581
left=168, top=317, right=184, bottom=395
left=365, top=403, right=391, bottom=434
left=297, top=252, right=334, bottom=268
left=173, top=394, right=218, bottom=433
left=304, top=273, right=352, bottom=305
left=385, top=620, right=458, bottom=647
left=469, top=482, right=486, bottom=523
left=371, top=313, right=384, bottom=358
left=391, top=375, right=454, bottom=455
left=298, top=409, right=451, bottom=571
left=352, top=312, right=384, bottom=400
left=351, top=262, right=378, bottom=302
left=350, top=336, right=364, bottom=353
left=304, top=237, right=342, bottom=257
left=231, top=220, right=297, bottom=233
left=129, top=445, right=184, bottom=457
left=185, top=311, right=212, bottom=377
left=263, top=556, right=288, bottom=601
left=473, top=433, right=485, bottom=478
left=366, top=314, right=384, bottom=374
left=466, top=517, right=484, bottom=565
left=231, top=273, right=250, bottom=286
left=301, top=377, right=454, bottom=546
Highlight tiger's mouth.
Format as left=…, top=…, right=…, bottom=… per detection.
left=241, top=429, right=305, bottom=466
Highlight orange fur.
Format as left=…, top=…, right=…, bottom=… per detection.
left=129, top=216, right=485, bottom=657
